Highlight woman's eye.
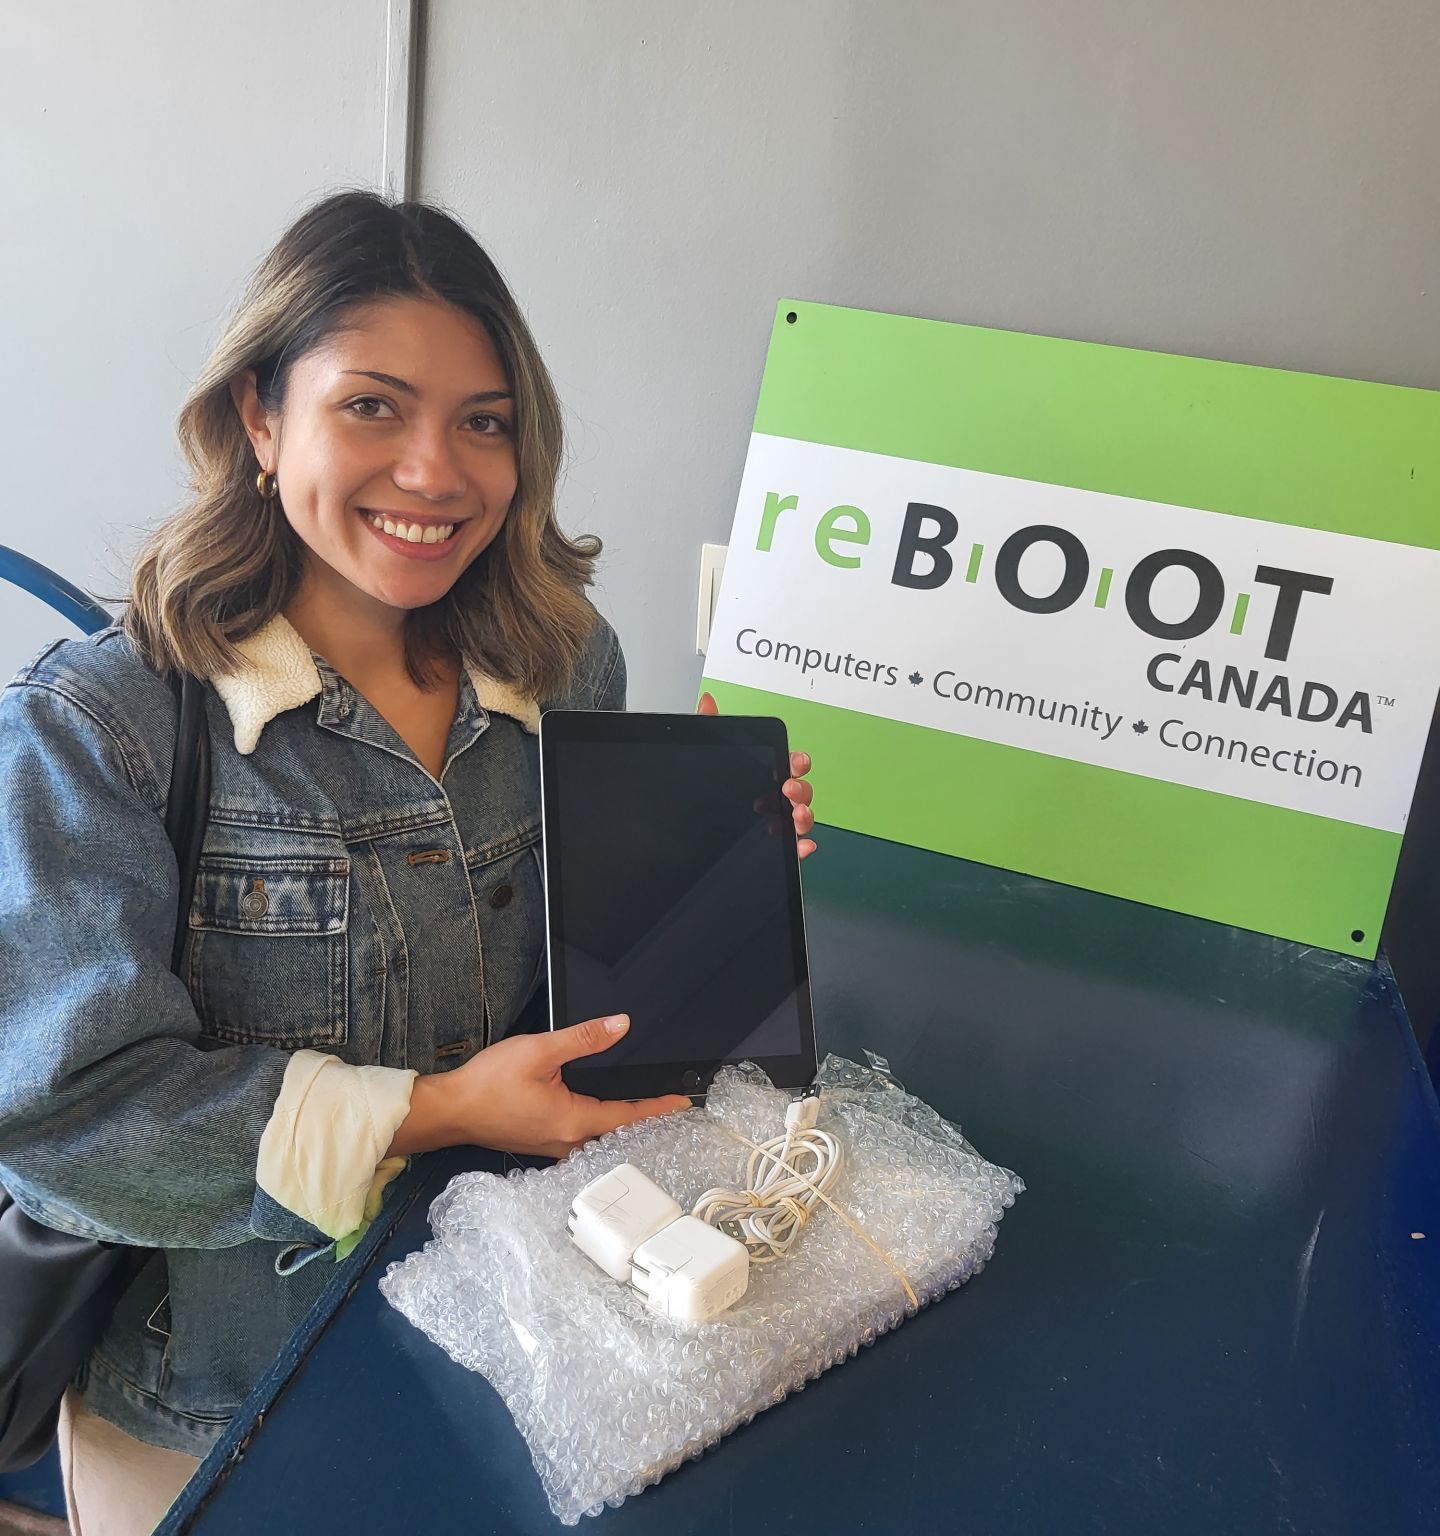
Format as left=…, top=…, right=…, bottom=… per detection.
left=346, top=397, right=394, bottom=419
left=467, top=412, right=510, bottom=435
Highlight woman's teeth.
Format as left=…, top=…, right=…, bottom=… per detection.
left=365, top=512, right=456, bottom=544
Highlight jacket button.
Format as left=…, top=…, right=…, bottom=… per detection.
left=241, top=881, right=270, bottom=918
left=489, top=883, right=513, bottom=909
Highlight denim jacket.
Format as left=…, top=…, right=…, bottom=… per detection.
left=0, top=610, right=623, bottom=1454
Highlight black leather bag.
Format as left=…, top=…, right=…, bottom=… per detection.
left=0, top=669, right=210, bottom=1473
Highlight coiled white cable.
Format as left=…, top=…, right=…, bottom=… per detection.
left=691, top=1096, right=844, bottom=1264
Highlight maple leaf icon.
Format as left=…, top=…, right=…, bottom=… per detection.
left=908, top=671, right=924, bottom=686
left=1132, top=719, right=1149, bottom=735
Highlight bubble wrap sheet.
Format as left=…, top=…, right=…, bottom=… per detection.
left=380, top=1056, right=1023, bottom=1524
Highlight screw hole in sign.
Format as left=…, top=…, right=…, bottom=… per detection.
left=1350, top=930, right=1365, bottom=943
left=785, top=311, right=797, bottom=324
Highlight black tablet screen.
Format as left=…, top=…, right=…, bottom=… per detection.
left=543, top=719, right=811, bottom=1080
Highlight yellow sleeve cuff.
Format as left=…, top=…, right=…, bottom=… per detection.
left=256, top=1050, right=417, bottom=1243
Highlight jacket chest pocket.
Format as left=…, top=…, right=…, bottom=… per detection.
left=186, top=855, right=350, bottom=1049
left=466, top=828, right=545, bottom=1039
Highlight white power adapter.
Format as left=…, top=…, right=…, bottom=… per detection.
left=566, top=1164, right=681, bottom=1281
left=568, top=1164, right=750, bottom=1323
left=630, top=1216, right=749, bottom=1324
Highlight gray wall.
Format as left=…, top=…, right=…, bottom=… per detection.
left=419, top=0, right=1440, bottom=710
left=1, top=2, right=389, bottom=672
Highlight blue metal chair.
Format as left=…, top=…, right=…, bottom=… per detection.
left=0, top=544, right=114, bottom=638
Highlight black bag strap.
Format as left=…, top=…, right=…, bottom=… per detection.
left=164, top=670, right=211, bottom=974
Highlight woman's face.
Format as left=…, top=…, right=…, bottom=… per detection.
left=235, top=294, right=519, bottom=622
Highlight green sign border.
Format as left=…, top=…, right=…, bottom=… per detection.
left=703, top=302, right=1440, bottom=958
left=699, top=680, right=1400, bottom=958
left=752, top=301, right=1440, bottom=549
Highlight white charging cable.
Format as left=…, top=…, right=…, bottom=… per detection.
left=690, top=1095, right=844, bottom=1264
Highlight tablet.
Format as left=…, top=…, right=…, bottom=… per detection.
left=540, top=711, right=817, bottom=1099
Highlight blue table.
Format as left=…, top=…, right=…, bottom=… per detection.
left=160, top=829, right=1440, bottom=1535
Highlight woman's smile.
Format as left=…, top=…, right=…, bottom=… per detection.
left=358, top=507, right=470, bottom=560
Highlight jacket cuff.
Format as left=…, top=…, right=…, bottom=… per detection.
left=255, top=1051, right=417, bottom=1243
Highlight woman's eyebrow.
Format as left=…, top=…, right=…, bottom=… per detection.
left=342, top=369, right=513, bottom=406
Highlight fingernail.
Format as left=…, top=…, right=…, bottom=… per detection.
left=603, top=1014, right=629, bottom=1035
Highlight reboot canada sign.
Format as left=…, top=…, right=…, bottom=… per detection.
left=701, top=302, right=1440, bottom=957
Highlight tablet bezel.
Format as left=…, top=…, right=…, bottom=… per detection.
left=539, top=709, right=818, bottom=1099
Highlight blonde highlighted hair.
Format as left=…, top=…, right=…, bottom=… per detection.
left=125, top=191, right=598, bottom=695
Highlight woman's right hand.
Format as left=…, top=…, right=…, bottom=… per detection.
left=386, top=1013, right=692, bottom=1160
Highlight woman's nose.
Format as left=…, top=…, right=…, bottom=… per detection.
left=391, top=426, right=467, bottom=501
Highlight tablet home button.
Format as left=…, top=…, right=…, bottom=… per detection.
left=681, top=1069, right=701, bottom=1092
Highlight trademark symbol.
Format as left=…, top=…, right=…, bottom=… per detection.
left=1378, top=696, right=1395, bottom=707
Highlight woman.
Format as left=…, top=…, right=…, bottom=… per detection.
left=0, top=192, right=815, bottom=1534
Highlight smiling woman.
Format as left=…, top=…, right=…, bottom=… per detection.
left=0, top=192, right=759, bottom=1535
left=0, top=191, right=817, bottom=1533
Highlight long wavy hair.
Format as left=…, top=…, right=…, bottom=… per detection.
left=124, top=190, right=598, bottom=695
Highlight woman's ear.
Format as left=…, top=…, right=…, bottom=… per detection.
left=228, top=369, right=277, bottom=471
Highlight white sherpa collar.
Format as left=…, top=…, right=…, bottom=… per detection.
left=209, top=613, right=540, bottom=755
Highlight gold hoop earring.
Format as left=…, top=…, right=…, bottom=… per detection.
left=256, top=470, right=279, bottom=502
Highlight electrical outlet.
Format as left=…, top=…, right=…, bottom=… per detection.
left=695, top=543, right=727, bottom=654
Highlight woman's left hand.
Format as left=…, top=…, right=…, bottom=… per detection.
left=698, top=692, right=817, bottom=859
